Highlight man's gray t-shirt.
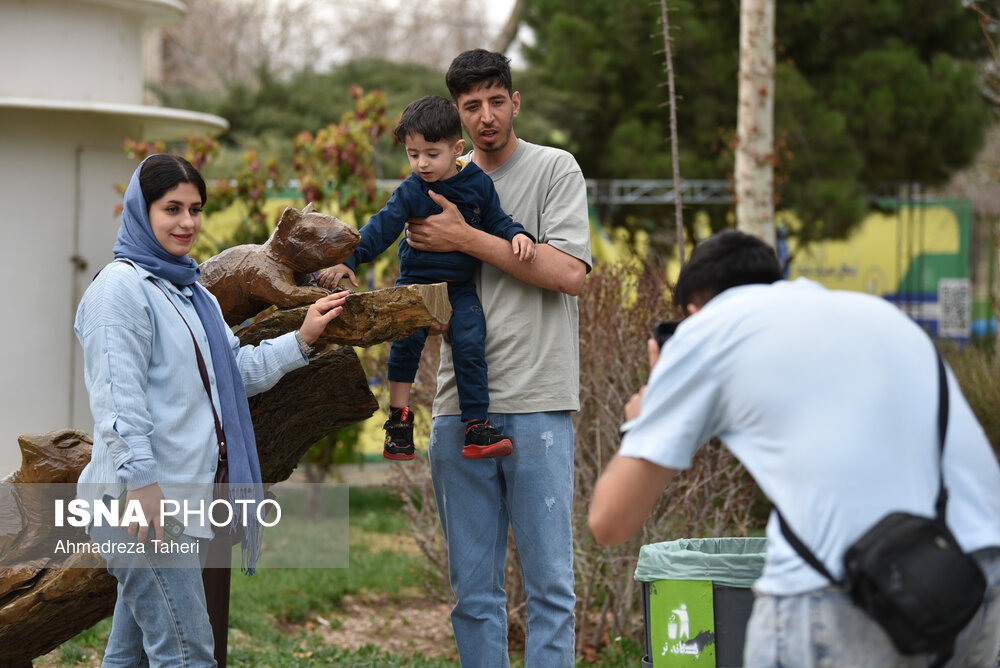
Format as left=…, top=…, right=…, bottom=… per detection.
left=432, top=140, right=592, bottom=416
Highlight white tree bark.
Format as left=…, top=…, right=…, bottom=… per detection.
left=735, top=0, right=776, bottom=246
left=493, top=0, right=525, bottom=54
left=659, top=0, right=685, bottom=267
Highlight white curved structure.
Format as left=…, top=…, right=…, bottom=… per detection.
left=0, top=0, right=229, bottom=476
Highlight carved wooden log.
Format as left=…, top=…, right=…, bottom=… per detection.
left=5, top=429, right=94, bottom=485
left=0, top=430, right=96, bottom=596
left=252, top=345, right=378, bottom=482
left=0, top=552, right=116, bottom=667
left=0, top=431, right=116, bottom=667
left=238, top=282, right=452, bottom=348
left=0, top=281, right=449, bottom=664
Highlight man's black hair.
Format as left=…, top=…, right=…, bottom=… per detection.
left=393, top=95, right=463, bottom=144
left=674, top=230, right=783, bottom=309
left=446, top=49, right=513, bottom=100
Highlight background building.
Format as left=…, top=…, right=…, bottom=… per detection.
left=0, top=0, right=227, bottom=476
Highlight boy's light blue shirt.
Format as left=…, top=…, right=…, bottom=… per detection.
left=75, top=261, right=306, bottom=534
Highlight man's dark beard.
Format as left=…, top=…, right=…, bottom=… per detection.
left=476, top=127, right=511, bottom=152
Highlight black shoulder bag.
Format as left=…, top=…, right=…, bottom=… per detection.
left=775, top=350, right=986, bottom=660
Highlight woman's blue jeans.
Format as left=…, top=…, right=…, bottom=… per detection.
left=428, top=411, right=577, bottom=668
left=90, top=522, right=215, bottom=667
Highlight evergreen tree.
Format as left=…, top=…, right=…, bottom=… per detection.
left=519, top=0, right=992, bottom=241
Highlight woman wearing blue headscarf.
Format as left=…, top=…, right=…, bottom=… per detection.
left=75, top=154, right=347, bottom=667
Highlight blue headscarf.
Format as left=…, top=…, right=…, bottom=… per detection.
left=113, top=156, right=263, bottom=574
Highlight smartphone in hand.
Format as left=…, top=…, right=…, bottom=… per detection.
left=117, top=490, right=185, bottom=542
left=654, top=320, right=680, bottom=349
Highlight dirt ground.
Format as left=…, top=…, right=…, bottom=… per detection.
left=34, top=592, right=457, bottom=667
left=307, top=592, right=458, bottom=660
left=33, top=590, right=632, bottom=666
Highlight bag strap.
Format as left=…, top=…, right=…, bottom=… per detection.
left=776, top=507, right=840, bottom=583
left=776, top=347, right=950, bottom=585
left=933, top=350, right=949, bottom=519
left=115, top=260, right=227, bottom=461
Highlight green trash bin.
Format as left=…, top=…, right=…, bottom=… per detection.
left=634, top=537, right=767, bottom=668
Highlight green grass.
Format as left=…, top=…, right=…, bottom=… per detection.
left=57, top=643, right=92, bottom=665
left=37, top=486, right=443, bottom=666
left=227, top=643, right=459, bottom=667
left=581, top=637, right=645, bottom=667
left=228, top=543, right=422, bottom=630
left=348, top=485, right=409, bottom=534
left=226, top=486, right=441, bottom=664
left=39, top=618, right=113, bottom=666
left=37, top=486, right=645, bottom=666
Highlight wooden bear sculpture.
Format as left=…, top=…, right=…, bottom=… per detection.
left=199, top=202, right=361, bottom=325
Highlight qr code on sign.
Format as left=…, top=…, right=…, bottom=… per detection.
left=938, top=278, right=970, bottom=339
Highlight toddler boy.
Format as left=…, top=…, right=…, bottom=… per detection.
left=319, top=95, right=535, bottom=460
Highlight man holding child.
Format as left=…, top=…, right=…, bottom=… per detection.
left=407, top=49, right=592, bottom=667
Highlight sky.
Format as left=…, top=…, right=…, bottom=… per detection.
left=273, top=0, right=527, bottom=69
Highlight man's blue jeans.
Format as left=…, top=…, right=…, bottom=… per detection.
left=91, top=522, right=215, bottom=667
left=429, top=411, right=577, bottom=668
left=744, top=547, right=1000, bottom=667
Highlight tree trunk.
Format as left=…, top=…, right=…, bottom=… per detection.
left=658, top=0, right=686, bottom=267
left=493, top=0, right=525, bottom=54
left=250, top=345, right=378, bottom=483
left=735, top=0, right=776, bottom=246
left=237, top=282, right=451, bottom=349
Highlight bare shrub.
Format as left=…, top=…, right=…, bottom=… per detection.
left=385, top=334, right=451, bottom=600
left=385, top=255, right=767, bottom=655
left=941, top=343, right=1000, bottom=460
left=159, top=0, right=327, bottom=90
left=330, top=0, right=493, bottom=71
left=572, top=257, right=765, bottom=653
